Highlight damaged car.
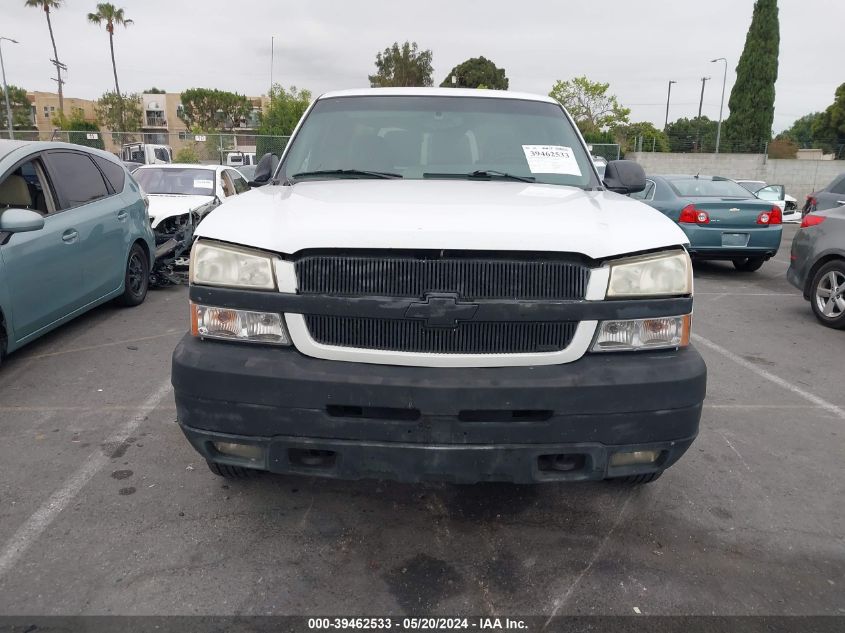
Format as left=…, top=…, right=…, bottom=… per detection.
left=133, top=164, right=249, bottom=284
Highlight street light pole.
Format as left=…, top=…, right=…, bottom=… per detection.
left=270, top=36, right=275, bottom=96
left=0, top=37, right=19, bottom=141
left=698, top=76, right=710, bottom=119
left=711, top=57, right=728, bottom=154
left=664, top=80, right=676, bottom=131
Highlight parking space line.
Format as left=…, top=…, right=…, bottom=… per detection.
left=696, top=292, right=794, bottom=296
left=0, top=378, right=173, bottom=582
left=543, top=493, right=633, bottom=624
left=692, top=333, right=845, bottom=420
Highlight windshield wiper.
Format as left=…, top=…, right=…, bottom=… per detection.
left=289, top=169, right=402, bottom=182
left=424, top=170, right=535, bottom=183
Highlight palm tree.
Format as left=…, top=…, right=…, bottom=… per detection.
left=25, top=0, right=65, bottom=115
left=87, top=3, right=133, bottom=130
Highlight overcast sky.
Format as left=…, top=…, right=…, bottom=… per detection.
left=2, top=0, right=841, bottom=132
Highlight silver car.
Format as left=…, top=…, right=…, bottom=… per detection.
left=787, top=206, right=845, bottom=328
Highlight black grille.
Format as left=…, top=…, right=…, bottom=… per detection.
left=295, top=255, right=589, bottom=300
left=304, top=316, right=577, bottom=354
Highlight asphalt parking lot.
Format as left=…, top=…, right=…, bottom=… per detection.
left=0, top=224, right=842, bottom=616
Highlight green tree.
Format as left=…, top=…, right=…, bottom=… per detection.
left=549, top=76, right=630, bottom=137
left=0, top=85, right=35, bottom=130
left=256, top=85, right=311, bottom=158
left=87, top=3, right=133, bottom=130
left=94, top=91, right=142, bottom=141
left=811, top=83, right=845, bottom=157
left=53, top=107, right=104, bottom=149
left=174, top=147, right=200, bottom=163
left=776, top=112, right=822, bottom=147
left=439, top=56, right=508, bottom=90
left=614, top=121, right=670, bottom=153
left=143, top=87, right=166, bottom=94
left=179, top=88, right=251, bottom=131
left=723, top=0, right=780, bottom=151
left=369, top=41, right=433, bottom=87
left=25, top=0, right=65, bottom=115
left=665, top=117, right=719, bottom=152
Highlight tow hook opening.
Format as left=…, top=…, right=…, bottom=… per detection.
left=289, top=448, right=337, bottom=469
left=537, top=453, right=587, bottom=473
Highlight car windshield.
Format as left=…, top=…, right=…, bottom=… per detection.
left=667, top=177, right=755, bottom=198
left=134, top=168, right=216, bottom=196
left=737, top=180, right=766, bottom=192
left=279, top=95, right=599, bottom=189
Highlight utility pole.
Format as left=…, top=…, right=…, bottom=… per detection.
left=0, top=37, right=19, bottom=140
left=269, top=36, right=275, bottom=97
left=664, top=80, right=676, bottom=131
left=711, top=57, right=728, bottom=154
left=698, top=76, right=710, bottom=119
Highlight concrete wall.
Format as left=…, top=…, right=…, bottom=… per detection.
left=626, top=152, right=845, bottom=203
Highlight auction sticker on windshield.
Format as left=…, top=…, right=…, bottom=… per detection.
left=194, top=179, right=214, bottom=189
left=522, top=145, right=582, bottom=176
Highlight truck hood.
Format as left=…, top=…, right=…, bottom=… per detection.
left=147, top=194, right=214, bottom=228
left=194, top=180, right=689, bottom=259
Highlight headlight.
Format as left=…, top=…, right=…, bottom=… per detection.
left=191, top=303, right=291, bottom=345
left=190, top=240, right=277, bottom=290
left=606, top=250, right=692, bottom=298
left=591, top=315, right=690, bottom=352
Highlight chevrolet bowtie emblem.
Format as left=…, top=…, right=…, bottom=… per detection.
left=405, top=293, right=479, bottom=328
left=729, top=207, right=740, bottom=212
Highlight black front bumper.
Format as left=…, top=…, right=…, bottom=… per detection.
left=172, top=335, right=707, bottom=484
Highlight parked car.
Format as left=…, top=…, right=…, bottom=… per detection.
left=0, top=140, right=154, bottom=365
left=631, top=174, right=783, bottom=271
left=235, top=164, right=257, bottom=182
left=787, top=207, right=845, bottom=328
left=226, top=151, right=256, bottom=167
left=133, top=163, right=250, bottom=279
left=121, top=142, right=172, bottom=165
left=122, top=161, right=144, bottom=174
left=592, top=155, right=608, bottom=179
left=735, top=179, right=800, bottom=222
left=803, top=172, right=845, bottom=215
left=172, top=88, right=706, bottom=486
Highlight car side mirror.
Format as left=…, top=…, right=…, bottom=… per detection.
left=0, top=208, right=45, bottom=233
left=603, top=160, right=646, bottom=194
left=250, top=152, right=279, bottom=187
left=755, top=184, right=785, bottom=201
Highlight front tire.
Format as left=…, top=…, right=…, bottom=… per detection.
left=116, top=243, right=150, bottom=307
left=810, top=261, right=845, bottom=329
left=732, top=257, right=766, bottom=272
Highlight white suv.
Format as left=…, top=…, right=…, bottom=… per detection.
left=172, top=88, right=706, bottom=485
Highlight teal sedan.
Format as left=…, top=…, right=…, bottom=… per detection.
left=631, top=174, right=783, bottom=271
left=0, top=141, right=155, bottom=365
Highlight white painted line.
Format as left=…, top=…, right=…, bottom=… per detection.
left=692, top=333, right=845, bottom=420
left=544, top=494, right=633, bottom=624
left=0, top=378, right=173, bottom=581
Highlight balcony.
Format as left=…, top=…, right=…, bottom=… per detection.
left=143, top=114, right=167, bottom=128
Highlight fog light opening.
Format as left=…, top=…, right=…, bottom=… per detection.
left=212, top=441, right=265, bottom=462
left=289, top=448, right=337, bottom=469
left=538, top=453, right=587, bottom=473
left=609, top=450, right=662, bottom=468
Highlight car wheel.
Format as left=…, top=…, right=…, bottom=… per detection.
left=810, top=261, right=845, bottom=329
left=608, top=471, right=663, bottom=485
left=732, top=257, right=765, bottom=272
left=116, top=243, right=150, bottom=307
left=206, top=460, right=262, bottom=479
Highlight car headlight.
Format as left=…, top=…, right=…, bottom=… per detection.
left=606, top=250, right=692, bottom=298
left=591, top=315, right=691, bottom=352
left=191, top=303, right=291, bottom=345
left=190, top=240, right=277, bottom=290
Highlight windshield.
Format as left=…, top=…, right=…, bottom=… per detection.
left=134, top=167, right=216, bottom=196
left=737, top=180, right=766, bottom=192
left=279, top=96, right=598, bottom=188
left=667, top=177, right=755, bottom=198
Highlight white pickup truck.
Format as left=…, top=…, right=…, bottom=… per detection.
left=172, top=88, right=707, bottom=485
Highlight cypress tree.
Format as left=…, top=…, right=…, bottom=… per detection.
left=723, top=0, right=780, bottom=151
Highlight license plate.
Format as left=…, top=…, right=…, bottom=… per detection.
left=722, top=233, right=749, bottom=247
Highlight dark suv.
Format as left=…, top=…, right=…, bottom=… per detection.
left=803, top=172, right=845, bottom=215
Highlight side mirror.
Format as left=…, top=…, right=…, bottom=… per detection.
left=603, top=160, right=646, bottom=194
left=249, top=152, right=279, bottom=187
left=0, top=208, right=45, bottom=233
left=755, top=184, right=785, bottom=201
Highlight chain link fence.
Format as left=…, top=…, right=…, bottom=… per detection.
left=586, top=143, right=620, bottom=161
left=0, top=129, right=291, bottom=165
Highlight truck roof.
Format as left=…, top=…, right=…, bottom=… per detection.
left=318, top=87, right=559, bottom=104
